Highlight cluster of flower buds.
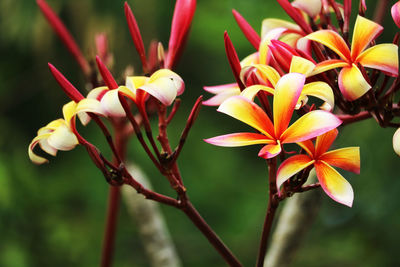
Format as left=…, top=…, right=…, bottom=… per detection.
left=29, top=0, right=199, bottom=198
left=204, top=0, right=400, bottom=206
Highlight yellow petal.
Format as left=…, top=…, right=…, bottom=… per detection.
left=276, top=154, right=315, bottom=190
left=320, top=147, right=360, bottom=174
left=261, top=18, right=301, bottom=38
left=274, top=73, right=305, bottom=137
left=240, top=52, right=260, bottom=67
left=281, top=110, right=342, bottom=143
left=289, top=56, right=316, bottom=77
left=75, top=98, right=106, bottom=124
left=118, top=85, right=137, bottom=101
left=315, top=161, right=354, bottom=207
left=310, top=59, right=349, bottom=76
left=28, top=133, right=52, bottom=164
left=241, top=64, right=281, bottom=87
left=240, top=85, right=275, bottom=101
left=306, top=30, right=351, bottom=61
left=338, top=64, right=371, bottom=101
left=297, top=140, right=315, bottom=157
left=351, top=15, right=383, bottom=60
left=301, top=81, right=335, bottom=110
left=259, top=28, right=287, bottom=65
left=258, top=142, right=282, bottom=159
left=315, top=128, right=338, bottom=156
left=217, top=96, right=275, bottom=139
left=62, top=101, right=77, bottom=124
left=356, top=43, right=399, bottom=77
left=126, top=76, right=148, bottom=91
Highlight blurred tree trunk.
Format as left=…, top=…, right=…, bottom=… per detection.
left=122, top=165, right=182, bottom=267
left=264, top=171, right=322, bottom=267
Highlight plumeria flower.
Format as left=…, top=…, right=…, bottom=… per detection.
left=394, top=128, right=400, bottom=156
left=276, top=129, right=360, bottom=207
left=87, top=69, right=184, bottom=117
left=28, top=100, right=103, bottom=164
left=241, top=56, right=335, bottom=110
left=306, top=15, right=399, bottom=101
left=205, top=73, right=341, bottom=159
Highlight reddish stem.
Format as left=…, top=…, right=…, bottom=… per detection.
left=256, top=157, right=279, bottom=267
left=181, top=201, right=242, bottom=267
left=100, top=122, right=127, bottom=267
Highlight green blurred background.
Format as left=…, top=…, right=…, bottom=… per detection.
left=1, top=0, right=400, bottom=266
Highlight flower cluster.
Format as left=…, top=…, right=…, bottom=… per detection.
left=204, top=0, right=400, bottom=206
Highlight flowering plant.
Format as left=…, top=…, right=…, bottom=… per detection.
left=28, top=0, right=400, bottom=266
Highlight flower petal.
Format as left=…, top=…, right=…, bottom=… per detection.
left=139, top=77, right=180, bottom=106
left=218, top=96, right=275, bottom=139
left=289, top=56, right=316, bottom=76
left=240, top=85, right=275, bottom=101
left=29, top=133, right=52, bottom=164
left=297, top=140, right=315, bottom=157
left=292, top=0, right=322, bottom=17
left=203, top=89, right=240, bottom=106
left=356, top=44, right=399, bottom=77
left=319, top=147, right=360, bottom=174
left=274, top=73, right=305, bottom=137
left=276, top=154, right=315, bottom=191
left=301, top=81, right=335, bottom=110
left=259, top=27, right=287, bottom=65
left=203, top=84, right=240, bottom=106
left=281, top=110, right=342, bottom=143
left=241, top=64, right=281, bottom=87
left=310, top=59, right=349, bottom=76
left=149, top=69, right=185, bottom=95
left=350, top=15, right=383, bottom=60
left=393, top=128, right=400, bottom=156
left=204, top=83, right=238, bottom=94
left=204, top=132, right=274, bottom=147
left=47, top=124, right=78, bottom=151
left=315, top=161, right=354, bottom=207
left=315, top=128, right=338, bottom=156
left=306, top=30, right=351, bottom=61
left=62, top=101, right=77, bottom=124
left=258, top=142, right=282, bottom=159
left=74, top=98, right=106, bottom=125
left=338, top=64, right=371, bottom=101
left=87, top=87, right=108, bottom=101
left=261, top=18, right=301, bottom=38
left=100, top=90, right=126, bottom=117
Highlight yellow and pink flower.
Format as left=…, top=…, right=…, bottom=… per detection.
left=276, top=129, right=360, bottom=207
left=205, top=73, right=341, bottom=159
left=306, top=15, right=399, bottom=101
